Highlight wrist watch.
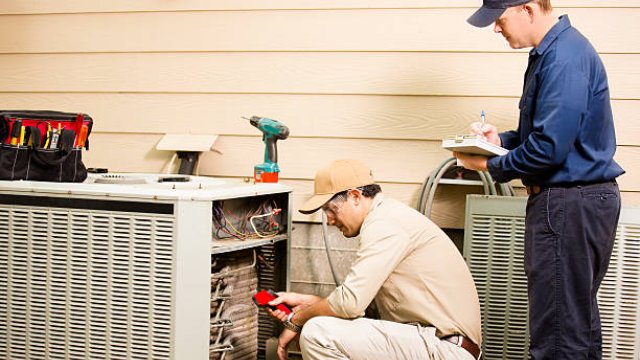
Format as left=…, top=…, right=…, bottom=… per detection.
left=283, top=311, right=302, bottom=333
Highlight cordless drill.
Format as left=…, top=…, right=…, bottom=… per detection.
left=248, top=116, right=290, bottom=183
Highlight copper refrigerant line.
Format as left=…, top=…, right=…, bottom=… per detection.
left=210, top=251, right=259, bottom=360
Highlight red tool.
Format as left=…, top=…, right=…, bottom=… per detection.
left=76, top=124, right=89, bottom=148
left=75, top=113, right=84, bottom=134
left=252, top=289, right=292, bottom=315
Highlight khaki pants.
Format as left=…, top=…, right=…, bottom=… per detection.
left=299, top=316, right=475, bottom=360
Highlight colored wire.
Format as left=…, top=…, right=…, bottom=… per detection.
left=212, top=200, right=281, bottom=240
left=249, top=210, right=280, bottom=238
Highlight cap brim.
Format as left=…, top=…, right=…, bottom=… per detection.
left=467, top=6, right=506, bottom=28
left=298, top=193, right=334, bottom=215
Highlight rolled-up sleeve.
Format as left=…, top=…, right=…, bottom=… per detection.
left=327, top=218, right=412, bottom=318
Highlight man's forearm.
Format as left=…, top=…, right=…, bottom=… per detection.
left=297, top=293, right=323, bottom=307
left=291, top=298, right=338, bottom=327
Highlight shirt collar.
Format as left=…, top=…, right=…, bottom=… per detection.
left=368, top=193, right=385, bottom=214
left=361, top=192, right=384, bottom=230
left=530, top=14, right=571, bottom=56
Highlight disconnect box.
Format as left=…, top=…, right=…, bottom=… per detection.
left=0, top=174, right=292, bottom=360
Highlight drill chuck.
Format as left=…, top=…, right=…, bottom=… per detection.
left=250, top=116, right=289, bottom=140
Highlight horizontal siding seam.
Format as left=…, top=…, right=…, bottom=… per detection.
left=0, top=91, right=634, bottom=101
left=0, top=50, right=636, bottom=55
left=1, top=6, right=639, bottom=16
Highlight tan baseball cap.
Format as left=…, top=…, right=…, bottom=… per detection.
left=298, top=159, right=375, bottom=214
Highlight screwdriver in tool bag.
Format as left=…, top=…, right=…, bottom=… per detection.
left=9, top=119, right=22, bottom=145
left=49, top=128, right=60, bottom=149
left=43, top=123, right=52, bottom=148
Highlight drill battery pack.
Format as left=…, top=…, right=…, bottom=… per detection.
left=254, top=168, right=279, bottom=183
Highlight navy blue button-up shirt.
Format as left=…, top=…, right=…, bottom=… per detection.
left=487, top=15, right=624, bottom=186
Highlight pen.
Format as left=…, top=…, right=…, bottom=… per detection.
left=481, top=110, right=486, bottom=128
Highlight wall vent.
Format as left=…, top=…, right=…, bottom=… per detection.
left=464, top=196, right=640, bottom=360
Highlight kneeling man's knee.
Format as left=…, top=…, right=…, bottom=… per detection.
left=300, top=316, right=334, bottom=346
left=299, top=316, right=346, bottom=359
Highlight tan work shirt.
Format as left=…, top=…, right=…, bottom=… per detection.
left=327, top=194, right=482, bottom=346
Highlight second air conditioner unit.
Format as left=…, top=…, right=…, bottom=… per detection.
left=464, top=195, right=640, bottom=360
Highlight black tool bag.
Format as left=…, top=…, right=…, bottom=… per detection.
left=0, top=110, right=93, bottom=182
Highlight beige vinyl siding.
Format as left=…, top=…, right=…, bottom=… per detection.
left=0, top=1, right=638, bottom=228
left=0, top=9, right=638, bottom=53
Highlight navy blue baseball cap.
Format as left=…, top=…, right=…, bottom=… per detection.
left=467, top=0, right=532, bottom=27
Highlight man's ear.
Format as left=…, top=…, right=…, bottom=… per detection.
left=348, top=188, right=363, bottom=205
left=523, top=3, right=536, bottom=21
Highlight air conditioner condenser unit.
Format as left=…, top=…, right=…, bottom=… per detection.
left=464, top=195, right=640, bottom=360
left=0, top=174, right=292, bottom=360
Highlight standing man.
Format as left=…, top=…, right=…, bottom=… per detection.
left=268, top=159, right=482, bottom=360
left=459, top=1, right=624, bottom=359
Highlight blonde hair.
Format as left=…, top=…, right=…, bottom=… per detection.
left=534, top=0, right=553, bottom=12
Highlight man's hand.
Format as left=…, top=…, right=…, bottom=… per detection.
left=268, top=292, right=321, bottom=321
left=277, top=329, right=299, bottom=360
left=470, top=121, right=501, bottom=146
left=266, top=293, right=338, bottom=360
left=454, top=151, right=489, bottom=172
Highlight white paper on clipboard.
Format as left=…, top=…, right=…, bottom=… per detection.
left=441, top=135, right=508, bottom=156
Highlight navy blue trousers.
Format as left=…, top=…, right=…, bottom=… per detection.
left=524, top=181, right=620, bottom=360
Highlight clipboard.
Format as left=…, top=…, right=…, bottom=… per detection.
left=442, top=135, right=508, bottom=156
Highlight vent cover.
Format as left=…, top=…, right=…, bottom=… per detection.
left=0, top=204, right=176, bottom=360
left=599, top=208, right=640, bottom=360
left=464, top=195, right=640, bottom=360
left=463, top=196, right=529, bottom=359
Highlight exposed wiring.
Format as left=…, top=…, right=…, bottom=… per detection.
left=212, top=199, right=282, bottom=240
left=250, top=209, right=281, bottom=238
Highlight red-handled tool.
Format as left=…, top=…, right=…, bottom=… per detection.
left=75, top=113, right=84, bottom=134
left=76, top=124, right=89, bottom=148
left=252, top=289, right=292, bottom=315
